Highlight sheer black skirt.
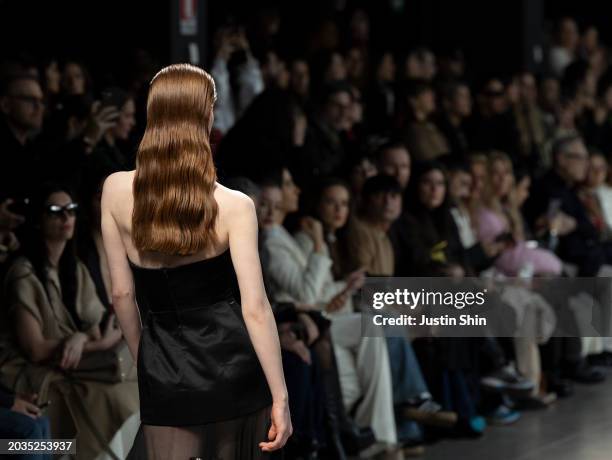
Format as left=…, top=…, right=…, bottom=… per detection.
left=126, top=405, right=279, bottom=460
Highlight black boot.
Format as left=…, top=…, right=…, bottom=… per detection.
left=324, top=349, right=376, bottom=456
left=320, top=368, right=348, bottom=460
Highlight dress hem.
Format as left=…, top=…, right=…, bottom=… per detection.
left=139, top=397, right=273, bottom=427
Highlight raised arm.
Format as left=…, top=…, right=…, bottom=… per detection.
left=100, top=173, right=142, bottom=361
left=227, top=193, right=292, bottom=452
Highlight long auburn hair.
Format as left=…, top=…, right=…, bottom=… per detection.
left=132, top=63, right=219, bottom=255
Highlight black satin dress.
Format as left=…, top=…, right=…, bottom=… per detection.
left=126, top=248, right=273, bottom=460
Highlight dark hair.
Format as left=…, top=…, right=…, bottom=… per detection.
left=440, top=80, right=469, bottom=102
left=60, top=59, right=93, bottom=95
left=551, top=134, right=583, bottom=164
left=403, top=78, right=433, bottom=100
left=45, top=94, right=93, bottom=140
left=561, top=59, right=589, bottom=99
left=224, top=176, right=261, bottom=201
left=406, top=160, right=455, bottom=240
left=319, top=80, right=353, bottom=107
left=312, top=177, right=357, bottom=277
left=439, top=155, right=471, bottom=175
left=310, top=49, right=343, bottom=85
left=407, top=160, right=449, bottom=210
left=375, top=139, right=410, bottom=165
left=0, top=74, right=40, bottom=96
left=361, top=174, right=402, bottom=201
left=370, top=50, right=394, bottom=78
left=596, top=69, right=612, bottom=99
left=311, top=177, right=352, bottom=215
left=257, top=164, right=288, bottom=189
left=22, top=183, right=81, bottom=329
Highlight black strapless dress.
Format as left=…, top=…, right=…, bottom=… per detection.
left=125, top=248, right=273, bottom=460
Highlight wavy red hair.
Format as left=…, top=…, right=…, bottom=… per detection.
left=132, top=63, right=218, bottom=255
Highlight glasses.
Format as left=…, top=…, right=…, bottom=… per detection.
left=9, top=94, right=46, bottom=107
left=45, top=203, right=79, bottom=217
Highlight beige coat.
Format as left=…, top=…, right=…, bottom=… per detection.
left=0, top=257, right=138, bottom=460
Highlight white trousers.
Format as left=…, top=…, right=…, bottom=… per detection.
left=329, top=313, right=397, bottom=445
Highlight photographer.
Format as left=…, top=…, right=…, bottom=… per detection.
left=210, top=24, right=264, bottom=134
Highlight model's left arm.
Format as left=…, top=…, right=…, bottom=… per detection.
left=228, top=193, right=292, bottom=452
left=100, top=173, right=142, bottom=361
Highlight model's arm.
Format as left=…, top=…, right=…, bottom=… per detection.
left=228, top=194, right=292, bottom=452
left=100, top=173, right=142, bottom=361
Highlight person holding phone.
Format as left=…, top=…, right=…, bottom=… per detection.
left=259, top=167, right=399, bottom=457
left=83, top=86, right=136, bottom=177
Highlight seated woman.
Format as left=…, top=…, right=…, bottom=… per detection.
left=472, top=152, right=562, bottom=277
left=389, top=162, right=537, bottom=428
left=312, top=176, right=458, bottom=447
left=258, top=167, right=400, bottom=458
left=225, top=176, right=328, bottom=459
left=0, top=183, right=139, bottom=460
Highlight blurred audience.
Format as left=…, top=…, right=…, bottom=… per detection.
left=2, top=10, right=612, bottom=460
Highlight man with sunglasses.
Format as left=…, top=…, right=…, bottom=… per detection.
left=466, top=78, right=521, bottom=163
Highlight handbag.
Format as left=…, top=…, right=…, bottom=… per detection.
left=68, top=340, right=137, bottom=383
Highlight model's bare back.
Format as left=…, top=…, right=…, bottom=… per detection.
left=108, top=170, right=238, bottom=268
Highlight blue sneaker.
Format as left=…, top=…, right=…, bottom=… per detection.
left=486, top=404, right=521, bottom=425
left=469, top=415, right=487, bottom=433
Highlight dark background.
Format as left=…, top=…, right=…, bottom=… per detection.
left=0, top=0, right=609, bottom=80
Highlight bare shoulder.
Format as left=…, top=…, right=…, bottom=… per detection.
left=214, top=182, right=256, bottom=218
left=102, top=170, right=135, bottom=198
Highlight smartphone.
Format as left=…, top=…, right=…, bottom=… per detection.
left=97, top=91, right=122, bottom=120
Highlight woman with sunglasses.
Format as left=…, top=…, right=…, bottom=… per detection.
left=0, top=183, right=139, bottom=459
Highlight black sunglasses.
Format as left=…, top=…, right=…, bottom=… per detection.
left=45, top=202, right=79, bottom=216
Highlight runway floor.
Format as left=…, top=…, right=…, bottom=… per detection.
left=422, top=379, right=612, bottom=460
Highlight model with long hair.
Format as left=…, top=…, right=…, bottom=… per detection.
left=100, top=63, right=291, bottom=459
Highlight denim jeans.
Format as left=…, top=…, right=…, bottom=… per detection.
left=386, top=336, right=430, bottom=442
left=0, top=407, right=51, bottom=460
